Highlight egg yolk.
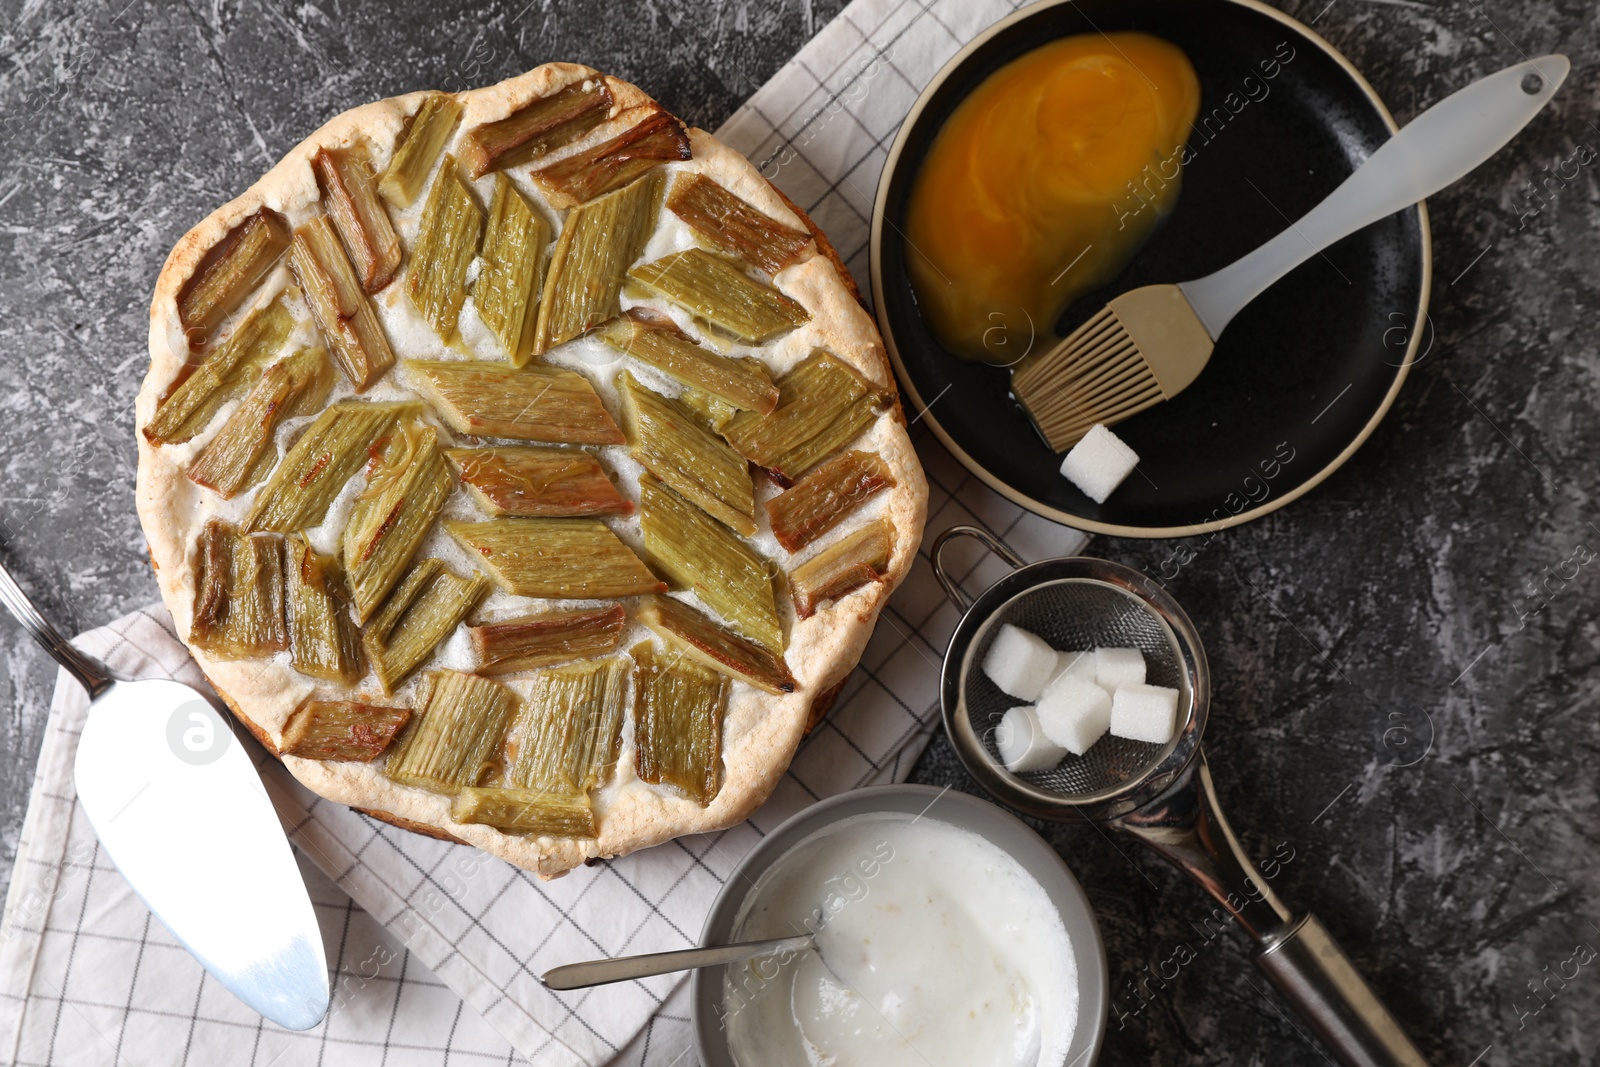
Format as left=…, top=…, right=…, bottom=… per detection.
left=904, top=33, right=1200, bottom=363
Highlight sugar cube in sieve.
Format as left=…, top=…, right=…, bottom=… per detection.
left=1036, top=676, right=1113, bottom=756
left=1095, top=646, right=1146, bottom=689
left=982, top=623, right=1059, bottom=701
left=995, top=706, right=1067, bottom=773
left=1110, top=682, right=1181, bottom=744
left=1043, top=648, right=1097, bottom=691
left=1059, top=424, right=1140, bottom=503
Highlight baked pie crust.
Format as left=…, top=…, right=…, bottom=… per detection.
left=135, top=63, right=926, bottom=877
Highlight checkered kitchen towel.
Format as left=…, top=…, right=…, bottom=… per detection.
left=0, top=0, right=1079, bottom=1063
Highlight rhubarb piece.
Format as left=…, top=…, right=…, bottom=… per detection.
left=186, top=346, right=334, bottom=498
left=721, top=350, right=870, bottom=461
left=534, top=172, right=661, bottom=354
left=633, top=640, right=729, bottom=805
left=468, top=604, right=627, bottom=675
left=284, top=533, right=364, bottom=685
left=764, top=394, right=880, bottom=482
left=286, top=215, right=396, bottom=389
left=378, top=93, right=465, bottom=208
left=225, top=531, right=289, bottom=658
left=447, top=446, right=630, bottom=517
left=447, top=518, right=665, bottom=599
left=666, top=172, right=811, bottom=276
left=597, top=310, right=777, bottom=414
left=146, top=294, right=298, bottom=445
left=280, top=699, right=409, bottom=762
left=290, top=216, right=362, bottom=318
left=765, top=450, right=894, bottom=552
left=677, top=387, right=739, bottom=432
left=177, top=208, right=292, bottom=348
left=343, top=419, right=454, bottom=622
left=627, top=248, right=808, bottom=344
left=504, top=657, right=629, bottom=793
left=405, top=360, right=623, bottom=445
left=459, top=80, right=613, bottom=177
left=790, top=519, right=894, bottom=618
left=637, top=475, right=782, bottom=651
left=531, top=110, right=691, bottom=209
left=721, top=350, right=883, bottom=480
left=450, top=787, right=596, bottom=836
left=385, top=670, right=518, bottom=794
left=189, top=521, right=288, bottom=658
left=362, top=558, right=488, bottom=692
left=189, top=520, right=233, bottom=652
left=247, top=400, right=412, bottom=532
left=474, top=175, right=549, bottom=367
left=407, top=156, right=484, bottom=343
left=618, top=371, right=755, bottom=535
left=636, top=595, right=796, bottom=694
left=315, top=146, right=401, bottom=293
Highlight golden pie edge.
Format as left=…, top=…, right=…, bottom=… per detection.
left=135, top=63, right=929, bottom=878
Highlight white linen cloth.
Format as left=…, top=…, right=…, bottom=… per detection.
left=0, top=0, right=1078, bottom=1062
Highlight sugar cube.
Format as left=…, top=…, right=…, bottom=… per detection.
left=1036, top=676, right=1113, bottom=755
left=1043, top=649, right=1097, bottom=691
left=1060, top=423, right=1140, bottom=503
left=1095, top=646, right=1146, bottom=689
left=981, top=623, right=1059, bottom=701
left=1110, top=682, right=1181, bottom=744
left=995, top=706, right=1067, bottom=773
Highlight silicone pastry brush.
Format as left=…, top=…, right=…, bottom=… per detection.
left=1012, top=55, right=1568, bottom=451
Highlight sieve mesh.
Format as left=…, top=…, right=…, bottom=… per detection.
left=963, top=578, right=1191, bottom=799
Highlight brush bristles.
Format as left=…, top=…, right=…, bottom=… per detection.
left=1013, top=307, right=1162, bottom=451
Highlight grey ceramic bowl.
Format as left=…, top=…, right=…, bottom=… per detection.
left=691, top=784, right=1108, bottom=1066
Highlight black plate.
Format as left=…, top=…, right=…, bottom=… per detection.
left=870, top=0, right=1430, bottom=537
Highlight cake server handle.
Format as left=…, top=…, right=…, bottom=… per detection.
left=0, top=552, right=115, bottom=697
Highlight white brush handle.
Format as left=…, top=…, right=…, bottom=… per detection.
left=1178, top=55, right=1569, bottom=340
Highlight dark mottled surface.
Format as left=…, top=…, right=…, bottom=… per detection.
left=0, top=0, right=1596, bottom=1064
left=910, top=3, right=1600, bottom=1065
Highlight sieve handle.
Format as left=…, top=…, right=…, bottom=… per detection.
left=1113, top=750, right=1294, bottom=941
left=930, top=525, right=1023, bottom=610
left=1253, top=915, right=1431, bottom=1067
left=1114, top=752, right=1428, bottom=1066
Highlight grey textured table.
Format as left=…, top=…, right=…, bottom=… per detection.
left=1, top=1, right=1596, bottom=1064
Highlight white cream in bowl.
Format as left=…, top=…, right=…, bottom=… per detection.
left=720, top=811, right=1079, bottom=1067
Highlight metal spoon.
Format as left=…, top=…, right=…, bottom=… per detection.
left=0, top=555, right=331, bottom=1030
left=541, top=933, right=815, bottom=991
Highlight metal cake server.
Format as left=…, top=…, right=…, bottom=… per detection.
left=0, top=556, right=330, bottom=1031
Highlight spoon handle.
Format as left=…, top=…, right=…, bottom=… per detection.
left=0, top=556, right=114, bottom=697
left=541, top=933, right=814, bottom=991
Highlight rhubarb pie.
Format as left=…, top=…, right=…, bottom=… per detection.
left=135, top=64, right=927, bottom=877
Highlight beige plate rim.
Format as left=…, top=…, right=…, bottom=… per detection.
left=867, top=0, right=1433, bottom=540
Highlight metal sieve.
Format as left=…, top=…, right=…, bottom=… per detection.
left=933, top=527, right=1428, bottom=1067
left=947, top=554, right=1199, bottom=813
